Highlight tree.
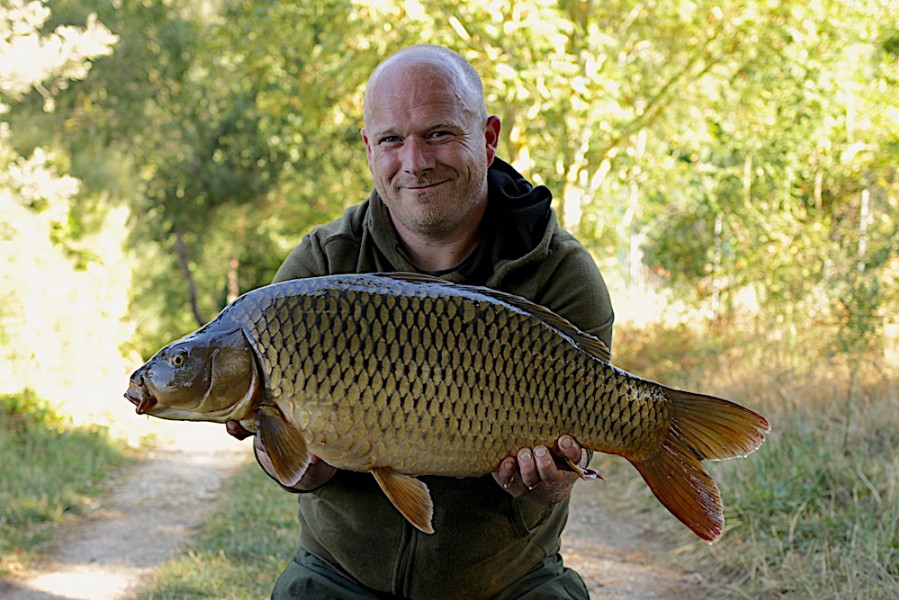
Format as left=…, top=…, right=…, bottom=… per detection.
left=0, top=0, right=134, bottom=421
left=10, top=0, right=895, bottom=363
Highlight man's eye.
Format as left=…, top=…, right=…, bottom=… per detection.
left=380, top=136, right=401, bottom=144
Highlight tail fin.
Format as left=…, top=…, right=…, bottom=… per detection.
left=631, top=388, right=770, bottom=542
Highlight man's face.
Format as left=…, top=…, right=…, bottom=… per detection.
left=362, top=63, right=499, bottom=240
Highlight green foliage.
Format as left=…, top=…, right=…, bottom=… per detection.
left=1, top=0, right=138, bottom=419
left=131, top=462, right=298, bottom=599
left=10, top=0, right=893, bottom=361
left=0, top=388, right=60, bottom=428
left=0, top=390, right=134, bottom=573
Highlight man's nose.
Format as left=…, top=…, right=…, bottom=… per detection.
left=400, top=138, right=434, bottom=175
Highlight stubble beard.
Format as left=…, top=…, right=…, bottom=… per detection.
left=387, top=167, right=488, bottom=238
left=407, top=191, right=487, bottom=240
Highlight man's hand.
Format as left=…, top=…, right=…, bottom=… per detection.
left=225, top=420, right=254, bottom=440
left=226, top=420, right=337, bottom=492
left=492, top=435, right=585, bottom=504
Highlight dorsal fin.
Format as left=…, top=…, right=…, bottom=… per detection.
left=376, top=272, right=611, bottom=364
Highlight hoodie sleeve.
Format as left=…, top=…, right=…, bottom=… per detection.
left=272, top=232, right=331, bottom=283
left=536, top=239, right=615, bottom=353
left=272, top=202, right=372, bottom=284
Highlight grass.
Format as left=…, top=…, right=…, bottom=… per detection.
left=130, top=461, right=299, bottom=599
left=705, top=402, right=898, bottom=598
left=699, top=375, right=898, bottom=599
left=0, top=389, right=136, bottom=574
left=612, top=322, right=899, bottom=599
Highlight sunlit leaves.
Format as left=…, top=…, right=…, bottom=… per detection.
left=0, top=0, right=116, bottom=105
left=0, top=1, right=134, bottom=418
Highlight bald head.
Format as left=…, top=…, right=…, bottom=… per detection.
left=359, top=44, right=501, bottom=270
left=364, top=45, right=487, bottom=125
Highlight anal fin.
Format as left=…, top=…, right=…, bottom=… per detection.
left=256, top=404, right=309, bottom=488
left=371, top=467, right=434, bottom=534
left=551, top=445, right=604, bottom=480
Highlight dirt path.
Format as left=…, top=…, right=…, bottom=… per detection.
left=561, top=470, right=702, bottom=599
left=2, top=429, right=699, bottom=599
left=0, top=421, right=250, bottom=600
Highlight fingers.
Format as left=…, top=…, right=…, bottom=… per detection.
left=492, top=456, right=518, bottom=491
left=519, top=446, right=557, bottom=488
left=225, top=419, right=253, bottom=440
left=557, top=435, right=583, bottom=464
left=490, top=448, right=552, bottom=494
left=294, top=460, right=338, bottom=491
left=493, top=436, right=584, bottom=501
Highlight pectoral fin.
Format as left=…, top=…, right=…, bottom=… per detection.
left=371, top=467, right=434, bottom=535
left=255, top=404, right=309, bottom=488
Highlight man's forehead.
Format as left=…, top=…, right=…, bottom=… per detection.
left=365, top=52, right=482, bottom=124
left=369, top=60, right=458, bottom=100
left=366, top=93, right=468, bottom=136
left=366, top=74, right=472, bottom=130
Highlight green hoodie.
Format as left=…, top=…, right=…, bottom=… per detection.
left=272, top=159, right=613, bottom=598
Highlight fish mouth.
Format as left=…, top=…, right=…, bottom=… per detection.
left=124, top=383, right=158, bottom=415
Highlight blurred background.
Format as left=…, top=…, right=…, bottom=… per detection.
left=1, top=1, right=896, bottom=597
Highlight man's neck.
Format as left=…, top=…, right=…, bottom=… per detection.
left=396, top=226, right=481, bottom=272
left=391, top=209, right=485, bottom=272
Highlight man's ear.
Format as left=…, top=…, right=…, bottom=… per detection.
left=485, top=115, right=501, bottom=166
left=361, top=127, right=373, bottom=162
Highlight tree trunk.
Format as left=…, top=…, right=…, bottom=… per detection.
left=175, top=229, right=206, bottom=326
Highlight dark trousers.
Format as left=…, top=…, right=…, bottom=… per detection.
left=272, top=548, right=589, bottom=600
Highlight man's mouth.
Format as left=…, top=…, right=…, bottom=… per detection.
left=404, top=179, right=449, bottom=191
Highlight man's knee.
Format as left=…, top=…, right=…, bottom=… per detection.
left=272, top=548, right=379, bottom=600
left=492, top=554, right=589, bottom=600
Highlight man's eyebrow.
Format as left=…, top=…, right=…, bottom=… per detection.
left=369, top=126, right=395, bottom=138
left=370, top=122, right=463, bottom=139
left=427, top=121, right=465, bottom=133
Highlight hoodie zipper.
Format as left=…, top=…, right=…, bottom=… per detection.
left=392, top=520, right=415, bottom=596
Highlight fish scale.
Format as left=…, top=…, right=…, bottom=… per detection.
left=126, top=272, right=769, bottom=540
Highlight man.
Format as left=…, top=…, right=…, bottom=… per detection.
left=248, top=44, right=614, bottom=599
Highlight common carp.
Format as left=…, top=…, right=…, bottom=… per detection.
left=124, top=272, right=768, bottom=541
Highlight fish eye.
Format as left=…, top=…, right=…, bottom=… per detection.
left=169, top=350, right=188, bottom=368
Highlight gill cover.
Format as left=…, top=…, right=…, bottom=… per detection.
left=136, top=325, right=261, bottom=422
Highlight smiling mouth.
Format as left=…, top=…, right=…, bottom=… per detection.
left=404, top=180, right=449, bottom=191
